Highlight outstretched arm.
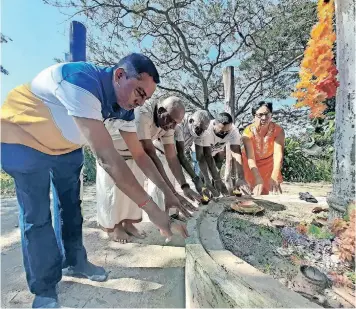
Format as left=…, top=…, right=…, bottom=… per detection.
left=230, top=144, right=251, bottom=194
left=242, top=136, right=263, bottom=195
left=176, top=141, right=203, bottom=193
left=140, top=138, right=177, bottom=193
left=270, top=128, right=285, bottom=194
left=176, top=141, right=196, bottom=180
left=120, top=130, right=174, bottom=198
left=272, top=129, right=285, bottom=178
left=73, top=117, right=176, bottom=236
left=165, top=143, right=201, bottom=201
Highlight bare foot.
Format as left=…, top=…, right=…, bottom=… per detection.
left=123, top=222, right=146, bottom=239
left=108, top=224, right=130, bottom=244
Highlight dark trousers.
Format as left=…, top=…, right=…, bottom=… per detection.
left=1, top=143, right=87, bottom=295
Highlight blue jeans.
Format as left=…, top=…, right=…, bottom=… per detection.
left=191, top=151, right=200, bottom=175
left=1, top=143, right=86, bottom=295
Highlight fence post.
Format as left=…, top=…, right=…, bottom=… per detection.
left=223, top=67, right=236, bottom=186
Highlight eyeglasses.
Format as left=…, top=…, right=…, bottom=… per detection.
left=255, top=112, right=271, bottom=118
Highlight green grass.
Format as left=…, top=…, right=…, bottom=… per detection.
left=1, top=171, right=15, bottom=196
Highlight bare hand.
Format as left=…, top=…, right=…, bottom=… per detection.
left=235, top=179, right=252, bottom=195
left=143, top=200, right=173, bottom=238
left=253, top=176, right=264, bottom=196
left=269, top=177, right=282, bottom=195
left=182, top=187, right=202, bottom=203
left=165, top=192, right=198, bottom=218
left=161, top=219, right=189, bottom=242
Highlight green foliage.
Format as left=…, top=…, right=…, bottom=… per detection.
left=282, top=113, right=334, bottom=183
left=282, top=138, right=327, bottom=182
left=346, top=272, right=356, bottom=284
left=0, top=171, right=15, bottom=196
left=83, top=146, right=97, bottom=183
left=307, top=224, right=334, bottom=240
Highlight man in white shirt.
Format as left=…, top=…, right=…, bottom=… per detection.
left=96, top=96, right=197, bottom=243
left=174, top=110, right=217, bottom=196
left=137, top=97, right=201, bottom=213
left=195, top=112, right=251, bottom=195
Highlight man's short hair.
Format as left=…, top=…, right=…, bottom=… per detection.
left=216, top=112, right=233, bottom=125
left=115, top=53, right=160, bottom=84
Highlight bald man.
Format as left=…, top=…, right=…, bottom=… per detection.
left=174, top=110, right=217, bottom=196
left=96, top=96, right=198, bottom=242
left=138, top=97, right=201, bottom=215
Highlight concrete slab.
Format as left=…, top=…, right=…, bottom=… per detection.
left=185, top=196, right=322, bottom=308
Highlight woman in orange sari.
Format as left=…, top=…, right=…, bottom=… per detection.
left=242, top=101, right=285, bottom=195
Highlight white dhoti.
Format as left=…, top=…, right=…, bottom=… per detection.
left=147, top=151, right=177, bottom=214
left=96, top=159, right=145, bottom=229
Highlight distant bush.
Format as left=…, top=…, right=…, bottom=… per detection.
left=282, top=138, right=332, bottom=182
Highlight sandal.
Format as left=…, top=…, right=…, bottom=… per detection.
left=299, top=192, right=318, bottom=203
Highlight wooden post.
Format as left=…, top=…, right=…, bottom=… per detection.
left=223, top=67, right=236, bottom=184
left=223, top=66, right=235, bottom=122
left=327, top=0, right=356, bottom=219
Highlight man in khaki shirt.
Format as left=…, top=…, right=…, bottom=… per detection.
left=96, top=96, right=198, bottom=242
left=135, top=96, right=201, bottom=214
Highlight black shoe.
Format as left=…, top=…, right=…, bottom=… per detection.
left=299, top=192, right=318, bottom=203
left=62, top=260, right=108, bottom=282
left=32, top=289, right=59, bottom=308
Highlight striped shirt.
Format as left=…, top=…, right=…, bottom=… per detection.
left=1, top=62, right=134, bottom=155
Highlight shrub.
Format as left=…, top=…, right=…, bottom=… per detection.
left=282, top=137, right=332, bottom=182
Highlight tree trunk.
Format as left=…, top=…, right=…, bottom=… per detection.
left=327, top=0, right=356, bottom=220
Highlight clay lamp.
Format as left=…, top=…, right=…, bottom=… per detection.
left=201, top=194, right=210, bottom=205
left=232, top=189, right=242, bottom=197
left=230, top=200, right=265, bottom=215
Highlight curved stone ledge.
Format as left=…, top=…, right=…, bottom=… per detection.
left=185, top=197, right=322, bottom=308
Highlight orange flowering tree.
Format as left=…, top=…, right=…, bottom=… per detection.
left=292, top=0, right=339, bottom=118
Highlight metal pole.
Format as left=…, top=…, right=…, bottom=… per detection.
left=69, top=21, right=87, bottom=62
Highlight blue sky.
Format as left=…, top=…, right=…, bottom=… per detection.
left=1, top=0, right=294, bottom=109
left=1, top=0, right=80, bottom=102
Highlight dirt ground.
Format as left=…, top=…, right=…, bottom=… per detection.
left=217, top=184, right=355, bottom=308
left=0, top=181, right=338, bottom=308
left=1, top=184, right=186, bottom=308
